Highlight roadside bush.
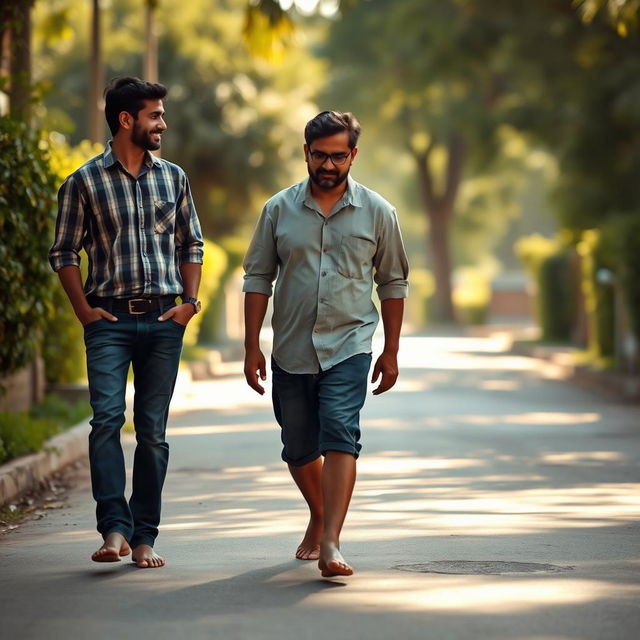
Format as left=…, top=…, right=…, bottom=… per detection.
left=406, top=268, right=435, bottom=329
left=577, top=230, right=615, bottom=360
left=602, top=214, right=640, bottom=343
left=453, top=267, right=491, bottom=325
left=197, top=236, right=246, bottom=345
left=0, top=393, right=90, bottom=464
left=0, top=118, right=57, bottom=377
left=183, top=238, right=228, bottom=349
left=537, top=248, right=578, bottom=342
left=516, top=233, right=578, bottom=341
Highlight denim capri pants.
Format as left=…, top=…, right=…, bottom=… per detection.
left=271, top=353, right=372, bottom=466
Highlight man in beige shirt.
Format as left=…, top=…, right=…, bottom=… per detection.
left=243, top=111, right=409, bottom=577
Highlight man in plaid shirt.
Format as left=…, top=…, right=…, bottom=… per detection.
left=49, top=77, right=204, bottom=568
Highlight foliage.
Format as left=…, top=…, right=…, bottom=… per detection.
left=482, top=0, right=640, bottom=233
left=183, top=239, right=228, bottom=348
left=0, top=393, right=90, bottom=465
left=574, top=0, right=640, bottom=36
left=0, top=117, right=58, bottom=377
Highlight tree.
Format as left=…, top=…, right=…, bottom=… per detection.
left=320, top=0, right=519, bottom=322
left=32, top=0, right=325, bottom=238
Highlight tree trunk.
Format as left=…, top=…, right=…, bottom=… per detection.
left=88, top=0, right=104, bottom=143
left=7, top=1, right=33, bottom=122
left=144, top=0, right=158, bottom=83
left=414, top=133, right=466, bottom=324
left=428, top=205, right=455, bottom=323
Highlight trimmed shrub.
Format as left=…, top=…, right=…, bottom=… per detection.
left=577, top=230, right=615, bottom=359
left=601, top=213, right=640, bottom=354
left=538, top=248, right=578, bottom=342
left=516, top=233, right=578, bottom=341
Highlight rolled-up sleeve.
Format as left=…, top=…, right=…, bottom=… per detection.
left=374, top=208, right=409, bottom=300
left=49, top=176, right=85, bottom=272
left=175, top=173, right=204, bottom=265
left=242, top=207, right=278, bottom=297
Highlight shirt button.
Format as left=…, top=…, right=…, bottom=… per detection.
left=321, top=271, right=326, bottom=277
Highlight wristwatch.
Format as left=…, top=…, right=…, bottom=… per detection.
left=182, top=296, right=201, bottom=314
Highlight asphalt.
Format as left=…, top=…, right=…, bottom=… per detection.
left=1, top=332, right=639, bottom=640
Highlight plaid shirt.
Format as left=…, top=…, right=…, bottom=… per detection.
left=49, top=142, right=204, bottom=298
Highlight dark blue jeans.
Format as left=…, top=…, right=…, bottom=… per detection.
left=83, top=309, right=185, bottom=548
left=271, top=353, right=372, bottom=466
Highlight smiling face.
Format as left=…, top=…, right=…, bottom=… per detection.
left=304, top=131, right=357, bottom=191
left=130, top=99, right=167, bottom=151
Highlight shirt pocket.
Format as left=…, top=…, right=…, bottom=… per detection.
left=154, top=200, right=176, bottom=234
left=337, top=235, right=377, bottom=280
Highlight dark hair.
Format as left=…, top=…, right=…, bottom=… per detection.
left=103, top=76, right=167, bottom=136
left=304, top=110, right=361, bottom=149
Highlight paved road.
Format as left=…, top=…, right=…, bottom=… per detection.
left=1, top=334, right=639, bottom=639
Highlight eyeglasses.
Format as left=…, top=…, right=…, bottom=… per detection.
left=307, top=150, right=352, bottom=166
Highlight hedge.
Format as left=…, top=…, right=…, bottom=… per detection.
left=0, top=118, right=58, bottom=377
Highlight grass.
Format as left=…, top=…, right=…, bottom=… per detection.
left=0, top=394, right=91, bottom=465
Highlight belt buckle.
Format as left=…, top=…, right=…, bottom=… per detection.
left=128, top=298, right=151, bottom=314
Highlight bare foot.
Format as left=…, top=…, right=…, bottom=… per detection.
left=296, top=518, right=322, bottom=560
left=131, top=544, right=165, bottom=569
left=91, top=532, right=131, bottom=563
left=318, top=541, right=353, bottom=577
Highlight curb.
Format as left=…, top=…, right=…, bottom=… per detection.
left=0, top=419, right=90, bottom=508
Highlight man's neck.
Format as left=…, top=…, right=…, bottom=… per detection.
left=111, top=136, right=147, bottom=178
left=309, top=180, right=348, bottom=216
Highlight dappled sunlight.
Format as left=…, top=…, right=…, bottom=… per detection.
left=358, top=456, right=484, bottom=474
left=502, top=412, right=600, bottom=425
left=393, top=336, right=570, bottom=379
left=166, top=422, right=274, bottom=436
left=310, top=573, right=640, bottom=613
left=479, top=379, right=522, bottom=391
left=170, top=376, right=272, bottom=413
left=457, top=412, right=601, bottom=427
left=150, top=449, right=640, bottom=542
left=540, top=451, right=625, bottom=465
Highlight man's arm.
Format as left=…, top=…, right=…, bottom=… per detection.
left=244, top=292, right=269, bottom=395
left=371, top=297, right=404, bottom=395
left=57, top=265, right=117, bottom=326
left=158, top=262, right=202, bottom=325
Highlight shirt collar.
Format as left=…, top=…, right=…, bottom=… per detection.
left=103, top=140, right=162, bottom=170
left=299, top=175, right=363, bottom=211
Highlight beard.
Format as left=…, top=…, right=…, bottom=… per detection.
left=132, top=121, right=162, bottom=151
left=308, top=165, right=349, bottom=190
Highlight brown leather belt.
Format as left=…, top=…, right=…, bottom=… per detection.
left=89, top=296, right=176, bottom=315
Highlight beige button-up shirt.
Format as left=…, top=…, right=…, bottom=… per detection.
left=243, top=176, right=409, bottom=374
